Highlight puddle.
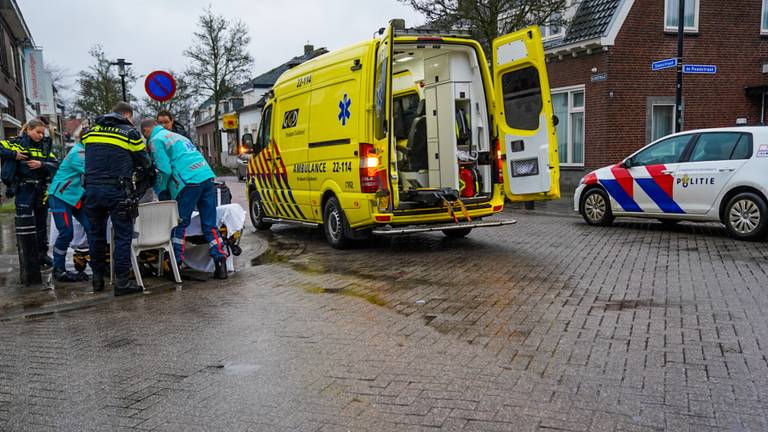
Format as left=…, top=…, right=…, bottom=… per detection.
left=599, top=299, right=676, bottom=311
left=301, top=284, right=387, bottom=306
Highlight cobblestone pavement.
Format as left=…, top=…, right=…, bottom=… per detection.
left=2, top=181, right=768, bottom=431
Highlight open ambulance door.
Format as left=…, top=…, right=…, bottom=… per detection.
left=492, top=27, right=560, bottom=202
left=373, top=20, right=398, bottom=210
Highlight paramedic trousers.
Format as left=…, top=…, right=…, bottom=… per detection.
left=173, top=179, right=226, bottom=265
left=49, top=195, right=91, bottom=271
left=15, top=182, right=48, bottom=259
left=84, top=185, right=133, bottom=276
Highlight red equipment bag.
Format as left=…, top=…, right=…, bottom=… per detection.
left=459, top=166, right=479, bottom=198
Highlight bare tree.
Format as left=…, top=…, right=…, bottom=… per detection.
left=45, top=63, right=73, bottom=113
left=137, top=72, right=198, bottom=132
left=398, top=0, right=569, bottom=56
left=184, top=7, right=254, bottom=167
left=73, top=45, right=136, bottom=119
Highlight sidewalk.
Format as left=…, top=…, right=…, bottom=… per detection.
left=505, top=194, right=577, bottom=218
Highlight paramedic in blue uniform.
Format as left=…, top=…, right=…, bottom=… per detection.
left=47, top=129, right=91, bottom=282
left=83, top=102, right=151, bottom=296
left=0, top=118, right=59, bottom=267
left=140, top=118, right=228, bottom=280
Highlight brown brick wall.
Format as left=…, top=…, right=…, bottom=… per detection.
left=547, top=0, right=768, bottom=178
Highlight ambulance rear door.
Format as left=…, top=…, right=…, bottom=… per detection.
left=492, top=27, right=560, bottom=202
left=373, top=20, right=396, bottom=209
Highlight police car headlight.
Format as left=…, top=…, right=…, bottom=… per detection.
left=511, top=159, right=538, bottom=177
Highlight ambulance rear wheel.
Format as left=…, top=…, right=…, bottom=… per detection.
left=442, top=228, right=472, bottom=238
left=249, top=194, right=272, bottom=231
left=580, top=188, right=614, bottom=226
left=323, top=197, right=351, bottom=249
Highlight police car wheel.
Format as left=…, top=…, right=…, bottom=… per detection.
left=580, top=188, right=614, bottom=226
left=323, top=197, right=351, bottom=249
left=249, top=194, right=272, bottom=231
left=442, top=228, right=472, bottom=238
left=725, top=192, right=768, bottom=241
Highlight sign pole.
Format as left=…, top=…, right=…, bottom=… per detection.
left=675, top=0, right=685, bottom=133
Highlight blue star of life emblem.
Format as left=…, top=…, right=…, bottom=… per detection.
left=338, top=94, right=352, bottom=126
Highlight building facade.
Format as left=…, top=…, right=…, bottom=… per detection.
left=544, top=0, right=768, bottom=189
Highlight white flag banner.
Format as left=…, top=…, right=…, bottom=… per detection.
left=37, top=71, right=56, bottom=116
left=23, top=48, right=51, bottom=104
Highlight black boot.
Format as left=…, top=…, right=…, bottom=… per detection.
left=213, top=257, right=228, bottom=280
left=53, top=268, right=85, bottom=283
left=114, top=273, right=142, bottom=297
left=92, top=272, right=105, bottom=293
left=39, top=255, right=53, bottom=269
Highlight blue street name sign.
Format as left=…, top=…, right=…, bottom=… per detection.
left=652, top=58, right=678, bottom=71
left=683, top=64, right=717, bottom=74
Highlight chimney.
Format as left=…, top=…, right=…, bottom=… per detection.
left=304, top=43, right=314, bottom=56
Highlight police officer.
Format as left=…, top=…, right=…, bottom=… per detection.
left=83, top=102, right=151, bottom=296
left=0, top=118, right=59, bottom=268
left=140, top=118, right=228, bottom=280
left=47, top=129, right=91, bottom=282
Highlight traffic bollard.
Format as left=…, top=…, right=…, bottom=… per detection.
left=15, top=214, right=42, bottom=285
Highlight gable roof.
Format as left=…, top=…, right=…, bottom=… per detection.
left=240, top=47, right=329, bottom=91
left=545, top=0, right=633, bottom=53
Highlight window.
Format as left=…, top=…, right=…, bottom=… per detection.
left=689, top=133, right=752, bottom=162
left=632, top=134, right=692, bottom=166
left=374, top=38, right=390, bottom=140
left=665, top=0, right=699, bottom=32
left=255, top=105, right=272, bottom=153
left=501, top=66, right=542, bottom=131
left=552, top=87, right=584, bottom=166
left=763, top=0, right=768, bottom=34
left=540, top=0, right=571, bottom=40
left=651, top=104, right=676, bottom=141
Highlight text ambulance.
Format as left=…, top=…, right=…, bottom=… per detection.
left=245, top=19, right=560, bottom=248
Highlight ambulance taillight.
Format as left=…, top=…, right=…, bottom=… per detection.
left=359, top=143, right=378, bottom=193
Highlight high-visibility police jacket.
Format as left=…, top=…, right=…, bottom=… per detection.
left=48, top=142, right=86, bottom=207
left=0, top=134, right=59, bottom=187
left=83, top=113, right=147, bottom=185
left=147, top=125, right=215, bottom=199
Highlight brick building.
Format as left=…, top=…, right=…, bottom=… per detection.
left=544, top=0, right=768, bottom=189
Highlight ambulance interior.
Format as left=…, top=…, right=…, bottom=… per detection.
left=391, top=43, right=492, bottom=208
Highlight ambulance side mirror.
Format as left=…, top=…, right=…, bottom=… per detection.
left=242, top=133, right=254, bottom=153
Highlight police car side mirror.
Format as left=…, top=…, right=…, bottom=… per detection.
left=620, top=159, right=631, bottom=169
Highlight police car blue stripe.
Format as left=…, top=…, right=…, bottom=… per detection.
left=600, top=179, right=642, bottom=212
left=635, top=178, right=685, bottom=214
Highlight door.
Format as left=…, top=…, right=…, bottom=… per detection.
left=673, top=132, right=752, bottom=214
left=621, top=134, right=692, bottom=214
left=373, top=21, right=395, bottom=210
left=273, top=96, right=312, bottom=221
left=492, top=26, right=560, bottom=202
left=250, top=104, right=277, bottom=217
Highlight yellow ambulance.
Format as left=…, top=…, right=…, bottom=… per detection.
left=245, top=20, right=560, bottom=248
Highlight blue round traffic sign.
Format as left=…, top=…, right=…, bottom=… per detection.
left=144, top=71, right=176, bottom=102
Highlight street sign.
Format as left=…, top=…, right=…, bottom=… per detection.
left=683, top=64, right=717, bottom=74
left=591, top=72, right=608, bottom=83
left=144, top=71, right=177, bottom=102
left=652, top=58, right=678, bottom=71
left=223, top=113, right=238, bottom=130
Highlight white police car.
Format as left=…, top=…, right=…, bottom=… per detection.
left=574, top=127, right=768, bottom=240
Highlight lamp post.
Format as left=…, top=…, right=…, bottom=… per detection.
left=674, top=0, right=685, bottom=133
left=110, top=58, right=132, bottom=102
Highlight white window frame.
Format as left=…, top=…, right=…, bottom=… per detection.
left=552, top=85, right=585, bottom=167
left=664, top=0, right=700, bottom=33
left=541, top=0, right=572, bottom=41
left=762, top=0, right=768, bottom=34
left=650, top=103, right=677, bottom=142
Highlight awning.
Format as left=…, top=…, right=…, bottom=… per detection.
left=2, top=113, right=22, bottom=128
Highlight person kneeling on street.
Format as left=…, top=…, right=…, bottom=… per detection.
left=140, top=118, right=228, bottom=280
left=48, top=129, right=92, bottom=282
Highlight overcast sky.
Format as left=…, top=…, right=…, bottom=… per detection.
left=18, top=0, right=425, bottom=103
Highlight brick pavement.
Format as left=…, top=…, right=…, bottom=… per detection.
left=1, top=185, right=768, bottom=430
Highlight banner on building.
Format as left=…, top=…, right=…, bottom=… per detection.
left=23, top=48, right=52, bottom=105
left=37, top=71, right=56, bottom=116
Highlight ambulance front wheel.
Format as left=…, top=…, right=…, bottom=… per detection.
left=580, top=188, right=614, bottom=226
left=323, top=196, right=352, bottom=249
left=249, top=194, right=272, bottom=231
left=442, top=228, right=472, bottom=238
